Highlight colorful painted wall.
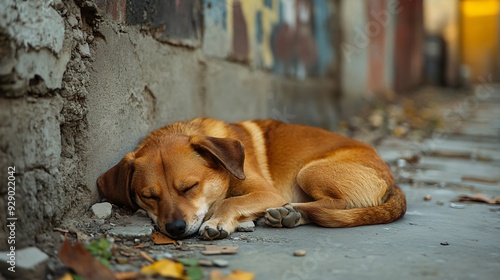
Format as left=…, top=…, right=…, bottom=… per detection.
left=98, top=0, right=337, bottom=79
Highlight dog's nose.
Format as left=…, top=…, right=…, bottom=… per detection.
left=165, top=219, right=186, bottom=237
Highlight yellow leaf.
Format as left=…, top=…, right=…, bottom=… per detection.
left=210, top=269, right=255, bottom=280
left=229, top=270, right=255, bottom=280
left=141, top=259, right=186, bottom=279
left=57, top=273, right=73, bottom=280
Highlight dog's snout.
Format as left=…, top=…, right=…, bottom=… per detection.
left=165, top=219, right=187, bottom=237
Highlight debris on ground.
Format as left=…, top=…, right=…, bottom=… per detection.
left=423, top=194, right=432, bottom=201
left=58, top=238, right=115, bottom=280
left=449, top=203, right=466, bottom=209
left=236, top=221, right=256, bottom=232
left=201, top=245, right=239, bottom=255
left=151, top=230, right=178, bottom=245
left=91, top=202, right=113, bottom=219
left=210, top=269, right=255, bottom=280
left=293, top=250, right=306, bottom=257
left=0, top=247, right=49, bottom=280
left=451, top=193, right=500, bottom=205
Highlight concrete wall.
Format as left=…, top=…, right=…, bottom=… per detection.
left=339, top=0, right=398, bottom=117
left=0, top=0, right=338, bottom=250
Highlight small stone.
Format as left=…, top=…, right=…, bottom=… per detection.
left=212, top=259, right=229, bottom=267
left=79, top=43, right=91, bottom=58
left=397, top=158, right=407, bottom=168
left=197, top=259, right=213, bottom=267
left=293, top=250, right=306, bottom=257
left=449, top=203, right=465, bottom=209
left=436, top=201, right=445, bottom=206
left=108, top=212, right=153, bottom=241
left=0, top=247, right=49, bottom=279
left=236, top=221, right=255, bottom=232
left=92, top=202, right=112, bottom=219
left=423, top=194, right=432, bottom=201
left=67, top=14, right=78, bottom=27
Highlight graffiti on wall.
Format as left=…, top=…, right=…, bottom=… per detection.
left=204, top=0, right=335, bottom=78
left=99, top=0, right=336, bottom=78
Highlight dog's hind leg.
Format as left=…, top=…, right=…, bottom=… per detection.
left=265, top=156, right=392, bottom=228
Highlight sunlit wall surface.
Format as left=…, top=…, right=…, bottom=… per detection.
left=461, top=0, right=500, bottom=81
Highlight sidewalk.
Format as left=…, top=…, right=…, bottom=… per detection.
left=12, top=85, right=498, bottom=280
left=215, top=85, right=500, bottom=279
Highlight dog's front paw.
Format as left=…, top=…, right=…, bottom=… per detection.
left=199, top=220, right=234, bottom=240
left=265, top=204, right=302, bottom=228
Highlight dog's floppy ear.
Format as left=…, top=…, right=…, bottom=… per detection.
left=96, top=152, right=139, bottom=210
left=191, top=135, right=246, bottom=180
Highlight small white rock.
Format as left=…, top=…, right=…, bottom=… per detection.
left=67, top=14, right=78, bottom=27
left=0, top=247, right=49, bottom=279
left=293, top=250, right=306, bottom=257
left=236, top=221, right=255, bottom=232
left=212, top=259, right=229, bottom=267
left=91, top=202, right=112, bottom=219
left=79, top=43, right=91, bottom=57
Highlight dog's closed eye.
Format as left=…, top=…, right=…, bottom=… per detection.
left=182, top=182, right=199, bottom=194
left=141, top=189, right=160, bottom=201
left=143, top=195, right=159, bottom=201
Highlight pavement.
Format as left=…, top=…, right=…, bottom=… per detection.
left=179, top=85, right=500, bottom=280
left=200, top=91, right=500, bottom=279
left=4, top=85, right=499, bottom=280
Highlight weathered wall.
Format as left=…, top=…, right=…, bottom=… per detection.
left=0, top=0, right=94, bottom=250
left=0, top=0, right=339, bottom=250
left=339, top=0, right=398, bottom=117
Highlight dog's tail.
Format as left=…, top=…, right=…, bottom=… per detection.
left=313, top=185, right=407, bottom=227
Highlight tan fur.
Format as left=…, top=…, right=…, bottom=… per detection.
left=97, top=118, right=406, bottom=240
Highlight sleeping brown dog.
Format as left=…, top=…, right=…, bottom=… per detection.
left=97, top=118, right=406, bottom=240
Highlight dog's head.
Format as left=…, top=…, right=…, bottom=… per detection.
left=97, top=134, right=245, bottom=239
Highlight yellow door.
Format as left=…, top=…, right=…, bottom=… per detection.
left=460, top=0, right=499, bottom=81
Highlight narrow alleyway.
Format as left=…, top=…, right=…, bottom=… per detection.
left=10, top=86, right=498, bottom=280
left=214, top=85, right=500, bottom=279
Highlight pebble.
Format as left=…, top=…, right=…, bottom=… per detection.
left=92, top=202, right=112, bottom=219
left=449, top=203, right=465, bottom=209
left=212, top=259, right=229, bottom=267
left=0, top=247, right=49, bottom=279
left=79, top=43, right=91, bottom=58
left=67, top=14, right=78, bottom=27
left=423, top=194, right=432, bottom=201
left=236, top=221, right=255, bottom=232
left=197, top=259, right=213, bottom=266
left=293, top=250, right=306, bottom=257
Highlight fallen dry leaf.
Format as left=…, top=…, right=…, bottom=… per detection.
left=57, top=273, right=73, bottom=280
left=139, top=251, right=155, bottom=263
left=210, top=270, right=255, bottom=280
left=58, top=238, right=116, bottom=280
left=114, top=271, right=139, bottom=280
left=151, top=230, right=178, bottom=245
left=202, top=245, right=238, bottom=255
left=141, top=259, right=186, bottom=279
left=451, top=193, right=500, bottom=204
left=461, top=176, right=500, bottom=184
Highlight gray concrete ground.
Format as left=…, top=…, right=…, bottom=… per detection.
left=195, top=86, right=500, bottom=280
left=92, top=87, right=500, bottom=280
left=5, top=86, right=498, bottom=280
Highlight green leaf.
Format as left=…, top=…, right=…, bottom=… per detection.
left=185, top=266, right=203, bottom=280
left=178, top=258, right=198, bottom=267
